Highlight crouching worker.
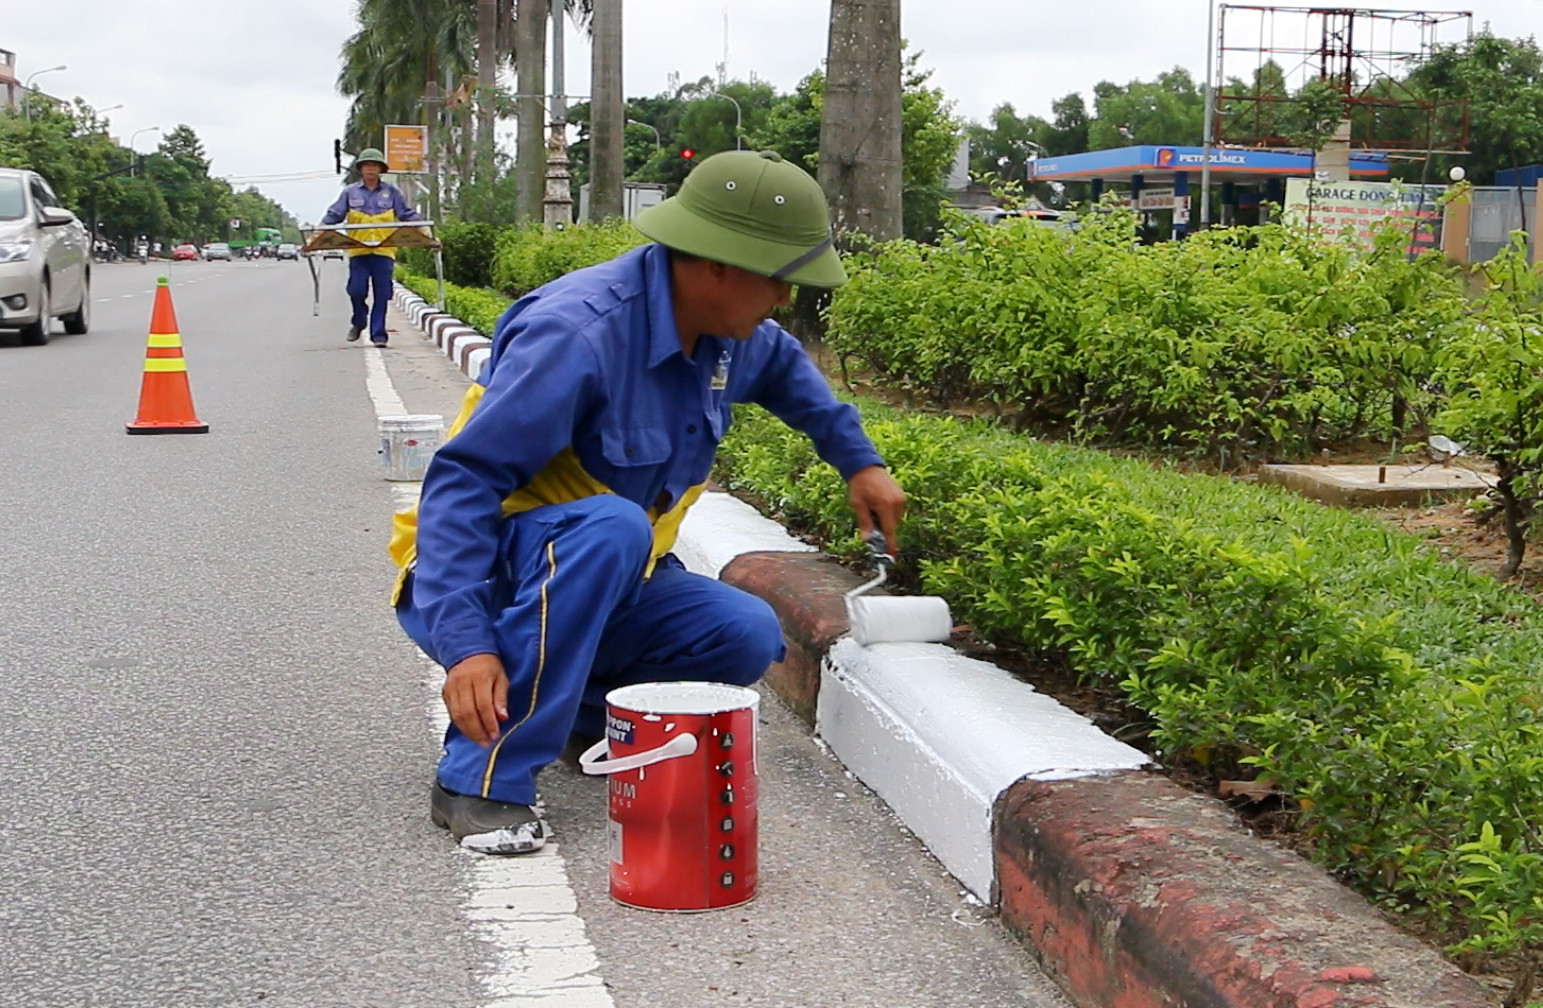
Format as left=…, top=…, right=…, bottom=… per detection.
left=391, top=150, right=906, bottom=854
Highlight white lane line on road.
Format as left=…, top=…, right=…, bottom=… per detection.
left=362, top=346, right=407, bottom=416
left=368, top=351, right=616, bottom=1008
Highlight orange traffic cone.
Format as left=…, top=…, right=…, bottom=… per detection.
left=126, top=277, right=208, bottom=435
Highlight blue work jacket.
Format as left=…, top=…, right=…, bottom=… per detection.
left=392, top=243, right=884, bottom=669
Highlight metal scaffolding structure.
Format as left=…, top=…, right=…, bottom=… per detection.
left=1214, top=6, right=1473, bottom=152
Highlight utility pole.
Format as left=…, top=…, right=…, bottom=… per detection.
left=424, top=79, right=443, bottom=222
left=1199, top=0, right=1217, bottom=228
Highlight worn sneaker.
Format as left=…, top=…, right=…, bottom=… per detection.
left=430, top=782, right=549, bottom=855
left=346, top=324, right=363, bottom=342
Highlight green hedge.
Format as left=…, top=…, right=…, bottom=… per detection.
left=825, top=208, right=1473, bottom=463
left=491, top=220, right=649, bottom=296
left=717, top=399, right=1543, bottom=963
left=395, top=269, right=509, bottom=336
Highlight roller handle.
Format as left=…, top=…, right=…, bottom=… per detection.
left=864, top=529, right=894, bottom=572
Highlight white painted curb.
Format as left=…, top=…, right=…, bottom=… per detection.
left=391, top=286, right=492, bottom=383
left=675, top=492, right=1147, bottom=903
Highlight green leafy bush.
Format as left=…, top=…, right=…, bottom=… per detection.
left=491, top=220, right=649, bottom=296
left=717, top=398, right=1543, bottom=962
left=826, top=209, right=1474, bottom=463
left=1435, top=237, right=1543, bottom=578
left=438, top=221, right=500, bottom=288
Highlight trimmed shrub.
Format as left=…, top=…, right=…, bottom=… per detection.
left=491, top=220, right=648, bottom=296
left=717, top=398, right=1543, bottom=962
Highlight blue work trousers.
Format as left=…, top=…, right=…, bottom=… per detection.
left=397, top=495, right=786, bottom=805
left=347, top=254, right=395, bottom=343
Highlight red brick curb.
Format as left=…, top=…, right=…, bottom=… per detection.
left=720, top=549, right=1498, bottom=1008
left=996, top=774, right=1493, bottom=1008
left=720, top=551, right=855, bottom=724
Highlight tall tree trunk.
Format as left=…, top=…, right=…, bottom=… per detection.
left=818, top=0, right=903, bottom=242
left=477, top=0, right=499, bottom=199
left=589, top=0, right=624, bottom=221
left=516, top=0, right=550, bottom=224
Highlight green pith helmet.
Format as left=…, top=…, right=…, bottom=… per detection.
left=352, top=147, right=389, bottom=171
left=632, top=150, right=845, bottom=288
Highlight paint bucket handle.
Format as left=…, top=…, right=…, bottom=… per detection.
left=578, top=732, right=699, bottom=775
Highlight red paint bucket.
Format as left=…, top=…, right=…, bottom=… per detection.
left=579, top=682, right=759, bottom=912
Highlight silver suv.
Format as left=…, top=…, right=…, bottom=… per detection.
left=0, top=167, right=90, bottom=346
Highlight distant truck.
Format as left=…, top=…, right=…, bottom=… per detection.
left=576, top=182, right=667, bottom=223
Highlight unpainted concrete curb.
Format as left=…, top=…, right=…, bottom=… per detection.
left=388, top=296, right=1499, bottom=1008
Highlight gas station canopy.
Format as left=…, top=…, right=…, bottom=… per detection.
left=1027, top=145, right=1389, bottom=184
left=1026, top=145, right=1392, bottom=236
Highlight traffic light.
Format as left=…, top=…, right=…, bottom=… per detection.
left=333, top=138, right=343, bottom=175
left=681, top=148, right=695, bottom=161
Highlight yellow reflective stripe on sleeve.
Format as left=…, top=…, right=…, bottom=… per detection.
left=147, top=334, right=183, bottom=348
left=143, top=359, right=188, bottom=372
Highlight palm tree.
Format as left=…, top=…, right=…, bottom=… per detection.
left=337, top=0, right=477, bottom=156
left=589, top=0, right=623, bottom=220
left=819, top=0, right=903, bottom=241
left=514, top=0, right=550, bottom=223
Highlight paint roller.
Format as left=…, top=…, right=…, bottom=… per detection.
left=843, top=530, right=954, bottom=646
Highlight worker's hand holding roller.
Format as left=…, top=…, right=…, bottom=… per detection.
left=847, top=464, right=906, bottom=554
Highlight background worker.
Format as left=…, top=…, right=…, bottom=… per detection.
left=391, top=149, right=906, bottom=856
left=320, top=147, right=420, bottom=347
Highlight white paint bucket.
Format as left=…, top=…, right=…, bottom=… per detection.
left=379, top=414, right=444, bottom=482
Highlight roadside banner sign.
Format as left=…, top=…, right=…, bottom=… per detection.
left=1284, top=178, right=1444, bottom=251
left=384, top=124, right=428, bottom=174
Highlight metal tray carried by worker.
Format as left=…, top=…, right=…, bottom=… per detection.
left=298, top=220, right=444, bottom=317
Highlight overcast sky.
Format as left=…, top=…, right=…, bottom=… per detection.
left=6, top=1, right=1539, bottom=221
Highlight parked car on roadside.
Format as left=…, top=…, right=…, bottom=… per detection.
left=0, top=166, right=91, bottom=346
left=203, top=242, right=233, bottom=261
left=172, top=243, right=199, bottom=261
left=276, top=242, right=300, bottom=261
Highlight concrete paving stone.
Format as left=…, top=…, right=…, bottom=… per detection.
left=1259, top=463, right=1492, bottom=507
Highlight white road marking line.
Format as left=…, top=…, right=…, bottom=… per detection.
left=370, top=351, right=615, bottom=1008
left=363, top=347, right=407, bottom=416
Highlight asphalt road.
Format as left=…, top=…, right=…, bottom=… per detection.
left=0, top=258, right=1072, bottom=1008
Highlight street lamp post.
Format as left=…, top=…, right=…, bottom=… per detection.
left=129, top=126, right=161, bottom=177
left=94, top=103, right=123, bottom=133
left=1025, top=140, right=1047, bottom=177
left=703, top=90, right=742, bottom=150
left=626, top=119, right=662, bottom=155
left=23, top=65, right=67, bottom=121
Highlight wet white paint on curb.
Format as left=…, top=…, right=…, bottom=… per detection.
left=368, top=350, right=616, bottom=1008
left=817, top=638, right=1147, bottom=901
left=676, top=494, right=1148, bottom=903
left=670, top=491, right=817, bottom=577
left=387, top=286, right=1147, bottom=906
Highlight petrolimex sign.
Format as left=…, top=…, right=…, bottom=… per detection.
left=1155, top=148, right=1249, bottom=168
